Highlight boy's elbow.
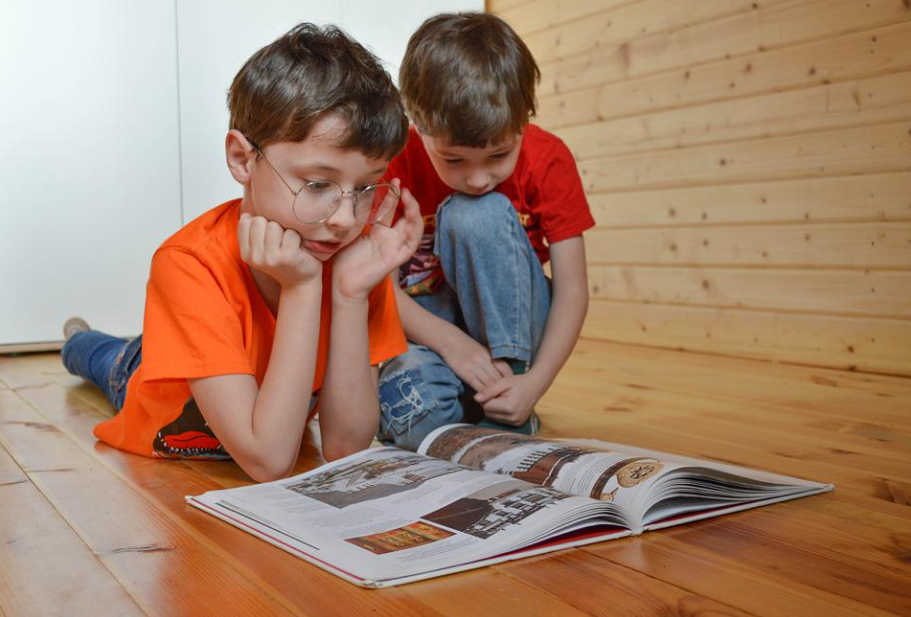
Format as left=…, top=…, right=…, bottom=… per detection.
left=321, top=436, right=370, bottom=463
left=320, top=416, right=377, bottom=462
left=242, top=455, right=296, bottom=484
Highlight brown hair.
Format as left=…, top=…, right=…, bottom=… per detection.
left=228, top=23, right=407, bottom=160
left=399, top=12, right=540, bottom=148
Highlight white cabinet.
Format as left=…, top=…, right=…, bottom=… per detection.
left=0, top=1, right=183, bottom=349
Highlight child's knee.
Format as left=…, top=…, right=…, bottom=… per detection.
left=377, top=347, right=463, bottom=450
left=438, top=192, right=516, bottom=242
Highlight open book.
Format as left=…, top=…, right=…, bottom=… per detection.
left=187, top=424, right=833, bottom=588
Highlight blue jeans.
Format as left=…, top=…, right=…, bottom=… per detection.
left=377, top=192, right=551, bottom=450
left=61, top=331, right=143, bottom=411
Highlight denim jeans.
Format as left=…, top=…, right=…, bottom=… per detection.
left=377, top=191, right=551, bottom=450
left=61, top=331, right=143, bottom=411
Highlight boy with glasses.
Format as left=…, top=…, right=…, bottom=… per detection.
left=62, top=23, right=422, bottom=481
left=376, top=13, right=595, bottom=450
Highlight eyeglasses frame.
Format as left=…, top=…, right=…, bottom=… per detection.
left=246, top=137, right=399, bottom=225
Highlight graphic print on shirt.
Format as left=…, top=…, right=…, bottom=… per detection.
left=400, top=216, right=443, bottom=296
left=153, top=397, right=231, bottom=460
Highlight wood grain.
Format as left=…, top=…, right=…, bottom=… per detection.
left=0, top=389, right=296, bottom=617
left=588, top=172, right=911, bottom=228
left=537, top=20, right=911, bottom=126
left=586, top=222, right=911, bottom=269
left=3, top=344, right=910, bottom=615
left=535, top=0, right=911, bottom=97
left=0, top=444, right=143, bottom=617
left=578, top=121, right=911, bottom=193
left=582, top=299, right=911, bottom=374
left=556, top=70, right=911, bottom=160
left=496, top=0, right=638, bottom=37
left=521, top=0, right=789, bottom=66
left=587, top=265, right=911, bottom=318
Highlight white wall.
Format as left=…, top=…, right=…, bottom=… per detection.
left=0, top=0, right=482, bottom=348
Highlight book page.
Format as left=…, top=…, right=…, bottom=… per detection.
left=188, top=447, right=626, bottom=586
left=418, top=425, right=832, bottom=515
left=566, top=438, right=834, bottom=487
left=418, top=424, right=670, bottom=506
left=563, top=439, right=833, bottom=527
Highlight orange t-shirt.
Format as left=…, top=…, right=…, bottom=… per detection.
left=93, top=199, right=407, bottom=459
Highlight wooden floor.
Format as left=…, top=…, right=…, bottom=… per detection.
left=1, top=340, right=910, bottom=616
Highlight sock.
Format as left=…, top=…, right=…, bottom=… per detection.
left=477, top=411, right=540, bottom=435
left=504, top=358, right=529, bottom=375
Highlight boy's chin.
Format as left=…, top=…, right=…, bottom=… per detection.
left=301, top=238, right=347, bottom=261
left=307, top=251, right=334, bottom=262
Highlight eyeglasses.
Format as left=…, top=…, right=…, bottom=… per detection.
left=249, top=139, right=399, bottom=225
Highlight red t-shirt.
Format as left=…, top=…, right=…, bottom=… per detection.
left=94, top=200, right=407, bottom=459
left=386, top=124, right=594, bottom=295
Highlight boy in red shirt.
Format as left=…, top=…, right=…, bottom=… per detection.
left=61, top=24, right=422, bottom=481
left=377, top=13, right=594, bottom=450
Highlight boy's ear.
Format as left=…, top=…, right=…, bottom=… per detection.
left=225, top=129, right=256, bottom=184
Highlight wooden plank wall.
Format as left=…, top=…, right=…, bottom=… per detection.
left=489, top=0, right=911, bottom=376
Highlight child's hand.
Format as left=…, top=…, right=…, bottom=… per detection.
left=474, top=373, right=545, bottom=426
left=438, top=331, right=512, bottom=393
left=332, top=182, right=422, bottom=301
left=238, top=213, right=322, bottom=288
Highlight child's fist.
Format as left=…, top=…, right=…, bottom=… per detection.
left=238, top=213, right=322, bottom=288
